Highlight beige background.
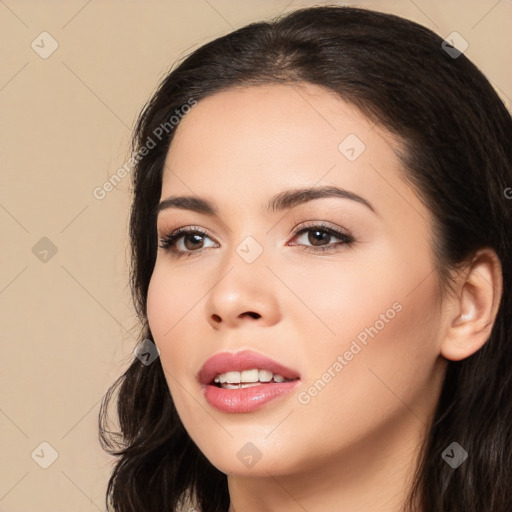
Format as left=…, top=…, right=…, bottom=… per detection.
left=1, top=1, right=510, bottom=510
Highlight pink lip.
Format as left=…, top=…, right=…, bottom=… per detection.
left=197, top=349, right=300, bottom=385
left=198, top=350, right=301, bottom=414
left=203, top=380, right=301, bottom=413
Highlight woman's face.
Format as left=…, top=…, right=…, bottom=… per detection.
left=147, top=83, right=448, bottom=478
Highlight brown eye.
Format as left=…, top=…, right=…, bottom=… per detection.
left=290, top=223, right=355, bottom=253
left=158, top=227, right=217, bottom=258
left=182, top=233, right=206, bottom=250
left=306, top=229, right=332, bottom=246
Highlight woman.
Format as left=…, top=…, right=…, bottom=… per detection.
left=99, top=5, right=512, bottom=511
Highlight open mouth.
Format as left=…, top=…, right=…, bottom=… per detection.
left=199, top=352, right=302, bottom=413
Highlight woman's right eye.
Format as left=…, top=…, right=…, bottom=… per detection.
left=158, top=227, right=217, bottom=258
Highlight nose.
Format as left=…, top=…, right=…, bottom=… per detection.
left=204, top=253, right=281, bottom=330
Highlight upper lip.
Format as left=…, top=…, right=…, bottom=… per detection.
left=198, top=350, right=301, bottom=385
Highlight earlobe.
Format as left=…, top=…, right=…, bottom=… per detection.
left=440, top=248, right=503, bottom=362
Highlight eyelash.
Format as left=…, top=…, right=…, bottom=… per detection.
left=158, top=222, right=355, bottom=259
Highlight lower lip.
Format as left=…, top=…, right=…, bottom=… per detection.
left=203, top=380, right=301, bottom=413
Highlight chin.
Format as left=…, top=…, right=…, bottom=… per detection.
left=194, top=436, right=302, bottom=477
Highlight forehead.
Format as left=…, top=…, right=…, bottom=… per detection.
left=164, top=84, right=397, bottom=176
left=167, top=83, right=376, bottom=153
left=160, top=83, right=426, bottom=227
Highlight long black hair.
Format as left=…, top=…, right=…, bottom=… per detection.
left=99, top=5, right=512, bottom=511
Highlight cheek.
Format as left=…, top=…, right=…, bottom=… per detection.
left=146, top=265, right=191, bottom=376
left=283, top=290, right=441, bottom=473
left=274, top=245, right=430, bottom=369
left=146, top=262, right=200, bottom=341
left=297, top=267, right=442, bottom=432
left=146, top=263, right=207, bottom=395
left=292, top=238, right=442, bottom=412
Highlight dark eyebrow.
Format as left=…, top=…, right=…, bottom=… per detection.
left=155, top=185, right=377, bottom=217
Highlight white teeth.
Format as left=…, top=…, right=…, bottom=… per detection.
left=212, top=368, right=292, bottom=385
left=225, top=371, right=240, bottom=384
left=259, top=369, right=273, bottom=382
left=241, top=369, right=259, bottom=382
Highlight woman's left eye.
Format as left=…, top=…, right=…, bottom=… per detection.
left=158, top=223, right=355, bottom=259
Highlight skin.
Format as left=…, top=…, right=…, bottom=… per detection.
left=146, top=83, right=502, bottom=512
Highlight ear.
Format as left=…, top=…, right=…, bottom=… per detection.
left=441, top=248, right=503, bottom=361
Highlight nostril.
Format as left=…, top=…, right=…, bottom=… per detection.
left=211, top=311, right=260, bottom=322
left=243, top=311, right=260, bottom=319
